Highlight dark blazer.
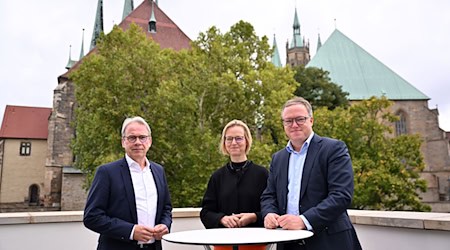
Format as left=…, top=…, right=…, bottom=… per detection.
left=261, top=134, right=362, bottom=250
left=84, top=158, right=172, bottom=250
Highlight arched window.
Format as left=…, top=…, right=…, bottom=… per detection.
left=395, top=111, right=408, bottom=136
left=28, top=184, right=40, bottom=206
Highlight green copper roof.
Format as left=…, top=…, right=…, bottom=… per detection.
left=289, top=8, right=303, bottom=48
left=90, top=0, right=104, bottom=50
left=65, top=45, right=77, bottom=70
left=316, top=33, right=322, bottom=52
left=271, top=35, right=282, bottom=67
left=122, top=0, right=134, bottom=20
left=307, top=29, right=429, bottom=100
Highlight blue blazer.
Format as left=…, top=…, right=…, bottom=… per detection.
left=261, top=134, right=361, bottom=250
left=84, top=158, right=172, bottom=250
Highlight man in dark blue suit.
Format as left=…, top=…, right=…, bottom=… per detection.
left=261, top=97, right=362, bottom=250
left=84, top=116, right=172, bottom=250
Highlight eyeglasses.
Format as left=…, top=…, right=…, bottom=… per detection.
left=282, top=116, right=310, bottom=127
left=123, top=135, right=150, bottom=143
left=225, top=136, right=245, bottom=144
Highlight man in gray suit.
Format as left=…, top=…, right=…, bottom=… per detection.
left=84, top=116, right=172, bottom=250
left=261, top=97, right=362, bottom=250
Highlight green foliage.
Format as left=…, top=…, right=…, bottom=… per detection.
left=71, top=22, right=296, bottom=207
left=314, top=97, right=430, bottom=211
left=293, top=66, right=349, bottom=110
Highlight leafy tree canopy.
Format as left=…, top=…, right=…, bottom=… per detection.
left=71, top=22, right=297, bottom=207
left=313, top=97, right=430, bottom=211
left=293, top=66, right=349, bottom=110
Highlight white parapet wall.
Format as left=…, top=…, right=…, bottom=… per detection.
left=0, top=208, right=449, bottom=250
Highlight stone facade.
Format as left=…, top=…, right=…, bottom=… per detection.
left=286, top=44, right=310, bottom=67
left=390, top=101, right=450, bottom=209
left=61, top=167, right=88, bottom=211
left=44, top=78, right=77, bottom=209
left=0, top=139, right=47, bottom=212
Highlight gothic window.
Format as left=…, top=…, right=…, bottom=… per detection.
left=395, top=111, right=408, bottom=136
left=19, top=142, right=31, bottom=156
left=28, top=184, right=39, bottom=205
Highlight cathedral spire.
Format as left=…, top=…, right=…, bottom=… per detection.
left=271, top=34, right=282, bottom=67
left=317, top=33, right=322, bottom=52
left=90, top=0, right=104, bottom=50
left=79, top=29, right=85, bottom=60
left=148, top=0, right=157, bottom=33
left=65, top=45, right=76, bottom=70
left=122, top=0, right=134, bottom=20
left=290, top=8, right=303, bottom=48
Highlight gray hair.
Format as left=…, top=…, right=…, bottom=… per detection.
left=281, top=97, right=313, bottom=118
left=121, top=116, right=152, bottom=137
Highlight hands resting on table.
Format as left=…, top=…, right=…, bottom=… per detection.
left=263, top=213, right=306, bottom=230
left=220, top=213, right=257, bottom=228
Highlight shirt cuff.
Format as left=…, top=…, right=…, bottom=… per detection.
left=130, top=225, right=136, bottom=240
left=300, top=215, right=313, bottom=231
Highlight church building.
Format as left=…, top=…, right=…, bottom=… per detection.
left=275, top=8, right=450, bottom=211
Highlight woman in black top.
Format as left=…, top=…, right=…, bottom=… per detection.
left=200, top=119, right=269, bottom=244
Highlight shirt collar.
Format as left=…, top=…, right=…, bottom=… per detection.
left=285, top=132, right=315, bottom=154
left=125, top=154, right=150, bottom=172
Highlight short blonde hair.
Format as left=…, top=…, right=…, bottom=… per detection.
left=121, top=116, right=152, bottom=137
left=282, top=96, right=313, bottom=118
left=219, top=119, right=253, bottom=156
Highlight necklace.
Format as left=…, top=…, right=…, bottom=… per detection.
left=229, top=160, right=249, bottom=171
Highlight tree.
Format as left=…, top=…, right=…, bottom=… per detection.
left=71, top=22, right=297, bottom=207
left=313, top=97, right=430, bottom=211
left=293, top=66, right=349, bottom=110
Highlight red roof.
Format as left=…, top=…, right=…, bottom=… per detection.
left=0, top=105, right=52, bottom=139
left=60, top=2, right=191, bottom=79
left=120, top=1, right=191, bottom=51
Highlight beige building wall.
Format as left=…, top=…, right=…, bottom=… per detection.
left=0, top=139, right=47, bottom=203
left=390, top=100, right=450, bottom=209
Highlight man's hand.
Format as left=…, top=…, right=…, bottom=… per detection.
left=264, top=213, right=280, bottom=229
left=133, top=225, right=154, bottom=242
left=277, top=214, right=305, bottom=230
left=151, top=224, right=169, bottom=240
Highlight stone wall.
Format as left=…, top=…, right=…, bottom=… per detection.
left=0, top=139, right=47, bottom=203
left=390, top=100, right=450, bottom=205
left=44, top=78, right=76, bottom=208
left=61, top=169, right=88, bottom=211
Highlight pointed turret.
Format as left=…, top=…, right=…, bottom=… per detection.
left=65, top=45, right=77, bottom=70
left=289, top=8, right=303, bottom=48
left=271, top=34, right=282, bottom=67
left=286, top=7, right=310, bottom=67
left=148, top=1, right=157, bottom=33
left=90, top=0, right=104, bottom=50
left=79, top=29, right=85, bottom=60
left=122, top=0, right=134, bottom=20
left=317, top=33, right=322, bottom=52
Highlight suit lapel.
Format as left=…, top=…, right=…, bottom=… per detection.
left=300, top=134, right=321, bottom=199
left=120, top=158, right=138, bottom=223
left=149, top=162, right=162, bottom=221
left=279, top=150, right=290, bottom=213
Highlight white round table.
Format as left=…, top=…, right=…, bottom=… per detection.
left=163, top=227, right=313, bottom=249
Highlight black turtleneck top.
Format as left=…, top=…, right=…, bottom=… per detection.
left=200, top=160, right=269, bottom=229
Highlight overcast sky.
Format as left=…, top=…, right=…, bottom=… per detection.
left=1, top=0, right=449, bottom=131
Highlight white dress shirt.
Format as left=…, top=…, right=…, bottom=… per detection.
left=126, top=154, right=158, bottom=244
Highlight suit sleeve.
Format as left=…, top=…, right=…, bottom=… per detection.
left=260, top=154, right=282, bottom=219
left=156, top=168, right=172, bottom=230
left=83, top=165, right=135, bottom=240
left=303, top=140, right=354, bottom=230
left=200, top=174, right=226, bottom=228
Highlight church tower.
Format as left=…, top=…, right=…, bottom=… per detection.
left=286, top=8, right=310, bottom=67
